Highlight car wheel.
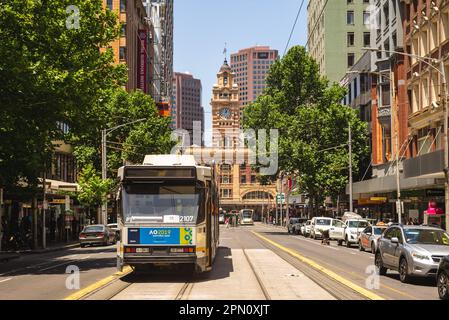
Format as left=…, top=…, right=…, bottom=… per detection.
left=337, top=240, right=343, bottom=246
left=346, top=237, right=351, bottom=248
left=375, top=252, right=387, bottom=276
left=371, top=242, right=376, bottom=254
left=358, top=241, right=365, bottom=252
left=399, top=258, right=411, bottom=283
left=437, top=272, right=449, bottom=300
left=80, top=244, right=85, bottom=248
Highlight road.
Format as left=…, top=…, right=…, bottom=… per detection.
left=0, top=223, right=440, bottom=300
left=0, top=244, right=117, bottom=300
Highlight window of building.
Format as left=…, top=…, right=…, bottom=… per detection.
left=347, top=0, right=353, bottom=4
left=347, top=11, right=354, bottom=25
left=363, top=32, right=371, bottom=47
left=121, top=24, right=126, bottom=37
left=347, top=32, right=355, bottom=46
left=241, top=175, right=247, bottom=184
left=106, top=0, right=113, bottom=10
left=363, top=11, right=370, bottom=25
left=119, top=46, right=126, bottom=60
left=347, top=53, right=355, bottom=67
left=417, top=127, right=432, bottom=155
left=120, top=0, right=126, bottom=12
left=221, top=189, right=232, bottom=199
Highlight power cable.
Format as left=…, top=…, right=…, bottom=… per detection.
left=284, top=0, right=306, bottom=56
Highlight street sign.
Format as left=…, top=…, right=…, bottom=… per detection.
left=276, top=193, right=285, bottom=204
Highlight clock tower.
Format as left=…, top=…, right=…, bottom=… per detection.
left=211, top=58, right=240, bottom=148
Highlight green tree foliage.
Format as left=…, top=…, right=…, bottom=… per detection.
left=0, top=0, right=126, bottom=189
left=77, top=164, right=114, bottom=220
left=72, top=89, right=175, bottom=177
left=243, top=46, right=369, bottom=210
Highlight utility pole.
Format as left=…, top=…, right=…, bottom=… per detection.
left=391, top=68, right=402, bottom=225
left=101, top=129, right=107, bottom=225
left=42, top=167, right=47, bottom=249
left=349, top=124, right=353, bottom=213
left=441, top=60, right=449, bottom=233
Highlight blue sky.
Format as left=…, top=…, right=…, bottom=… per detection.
left=173, top=0, right=308, bottom=146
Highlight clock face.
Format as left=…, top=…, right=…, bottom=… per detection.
left=219, top=107, right=232, bottom=119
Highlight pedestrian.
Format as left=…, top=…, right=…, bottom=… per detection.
left=225, top=217, right=230, bottom=229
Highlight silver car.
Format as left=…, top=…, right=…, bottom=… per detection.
left=375, top=224, right=449, bottom=283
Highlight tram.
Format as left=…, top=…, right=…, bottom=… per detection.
left=239, top=209, right=255, bottom=225
left=116, top=155, right=219, bottom=273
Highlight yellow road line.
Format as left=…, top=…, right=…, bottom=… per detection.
left=252, top=231, right=385, bottom=301
left=64, top=266, right=133, bottom=300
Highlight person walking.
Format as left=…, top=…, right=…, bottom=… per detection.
left=225, top=217, right=230, bottom=229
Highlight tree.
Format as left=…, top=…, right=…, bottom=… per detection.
left=0, top=0, right=126, bottom=190
left=76, top=164, right=114, bottom=223
left=72, top=89, right=175, bottom=177
left=243, top=46, right=369, bottom=213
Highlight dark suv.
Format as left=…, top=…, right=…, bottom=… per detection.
left=375, top=224, right=449, bottom=283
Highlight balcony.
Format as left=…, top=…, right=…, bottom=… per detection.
left=404, top=150, right=445, bottom=179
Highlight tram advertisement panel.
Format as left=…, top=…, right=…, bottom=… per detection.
left=128, top=228, right=195, bottom=245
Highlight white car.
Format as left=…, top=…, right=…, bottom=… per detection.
left=301, top=220, right=312, bottom=237
left=330, top=219, right=370, bottom=247
left=310, top=217, right=333, bottom=240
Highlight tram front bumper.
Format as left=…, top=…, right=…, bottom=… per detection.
left=124, top=253, right=197, bottom=265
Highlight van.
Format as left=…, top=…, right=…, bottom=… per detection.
left=310, top=217, right=333, bottom=240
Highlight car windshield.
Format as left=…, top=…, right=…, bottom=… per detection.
left=316, top=219, right=331, bottom=226
left=347, top=221, right=369, bottom=228
left=404, top=229, right=449, bottom=245
left=373, top=227, right=385, bottom=235
left=122, top=181, right=203, bottom=225
left=290, top=219, right=300, bottom=224
left=84, top=226, right=104, bottom=233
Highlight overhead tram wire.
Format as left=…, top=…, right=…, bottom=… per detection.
left=283, top=0, right=306, bottom=56
left=305, top=0, right=330, bottom=49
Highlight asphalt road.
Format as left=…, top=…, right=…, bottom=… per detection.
left=0, top=244, right=117, bottom=300
left=0, top=223, right=441, bottom=300
left=252, top=223, right=439, bottom=300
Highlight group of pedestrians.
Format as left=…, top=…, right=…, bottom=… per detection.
left=225, top=215, right=240, bottom=228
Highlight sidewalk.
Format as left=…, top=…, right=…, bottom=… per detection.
left=0, top=241, right=79, bottom=263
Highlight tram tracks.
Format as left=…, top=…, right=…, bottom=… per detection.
left=234, top=234, right=271, bottom=300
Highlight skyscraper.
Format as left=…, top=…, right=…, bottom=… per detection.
left=230, top=46, right=278, bottom=110
left=307, top=0, right=372, bottom=82
left=172, top=72, right=205, bottom=146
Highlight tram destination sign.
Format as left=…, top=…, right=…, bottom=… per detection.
left=125, top=167, right=196, bottom=179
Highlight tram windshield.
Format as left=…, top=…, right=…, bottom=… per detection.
left=122, top=181, right=204, bottom=225
left=242, top=210, right=253, bottom=219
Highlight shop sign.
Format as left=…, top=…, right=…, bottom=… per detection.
left=370, top=197, right=387, bottom=202
left=50, top=199, right=66, bottom=204
left=426, top=189, right=445, bottom=197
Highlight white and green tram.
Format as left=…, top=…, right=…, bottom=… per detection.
left=116, top=155, right=219, bottom=273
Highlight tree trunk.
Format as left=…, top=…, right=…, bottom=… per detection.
left=32, top=195, right=38, bottom=249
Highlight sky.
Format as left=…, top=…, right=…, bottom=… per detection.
left=173, top=0, right=308, bottom=146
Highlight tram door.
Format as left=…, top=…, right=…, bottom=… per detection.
left=206, top=181, right=212, bottom=267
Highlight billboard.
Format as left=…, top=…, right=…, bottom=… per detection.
left=138, top=29, right=148, bottom=93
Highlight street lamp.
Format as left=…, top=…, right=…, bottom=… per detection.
left=363, top=47, right=449, bottom=230
left=101, top=118, right=147, bottom=225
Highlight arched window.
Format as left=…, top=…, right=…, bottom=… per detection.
left=243, top=191, right=274, bottom=200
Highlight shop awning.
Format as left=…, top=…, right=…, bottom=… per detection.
left=346, top=174, right=442, bottom=197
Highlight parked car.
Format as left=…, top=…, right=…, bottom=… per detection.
left=437, top=255, right=449, bottom=300
left=358, top=225, right=388, bottom=253
left=375, top=224, right=449, bottom=283
left=301, top=220, right=312, bottom=237
left=292, top=218, right=309, bottom=235
left=310, top=217, right=333, bottom=240
left=107, top=223, right=120, bottom=241
left=287, top=218, right=301, bottom=234
left=330, top=218, right=370, bottom=247
left=79, top=225, right=116, bottom=248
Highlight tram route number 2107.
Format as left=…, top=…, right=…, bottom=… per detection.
left=180, top=216, right=194, bottom=223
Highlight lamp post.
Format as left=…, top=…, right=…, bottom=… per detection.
left=101, top=118, right=147, bottom=225
left=363, top=47, right=448, bottom=230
